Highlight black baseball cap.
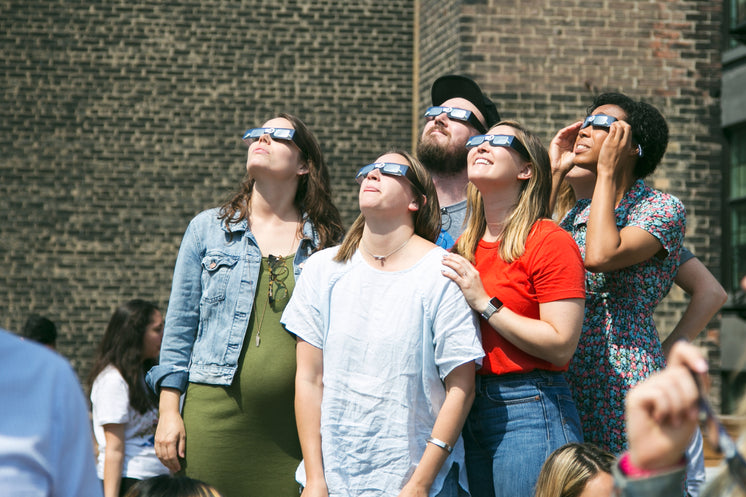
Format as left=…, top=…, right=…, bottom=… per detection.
left=431, top=75, right=501, bottom=130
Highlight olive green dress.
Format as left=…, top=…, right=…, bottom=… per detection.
left=181, top=255, right=301, bottom=497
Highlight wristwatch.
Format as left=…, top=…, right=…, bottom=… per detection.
left=480, top=296, right=504, bottom=320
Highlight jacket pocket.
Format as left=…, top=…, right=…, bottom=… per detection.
left=201, top=251, right=239, bottom=304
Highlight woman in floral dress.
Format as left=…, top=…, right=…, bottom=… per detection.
left=549, top=93, right=686, bottom=453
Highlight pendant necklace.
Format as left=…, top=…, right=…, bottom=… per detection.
left=255, top=225, right=298, bottom=347
left=360, top=236, right=411, bottom=266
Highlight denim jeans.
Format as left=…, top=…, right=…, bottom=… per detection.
left=434, top=463, right=470, bottom=497
left=463, top=371, right=583, bottom=497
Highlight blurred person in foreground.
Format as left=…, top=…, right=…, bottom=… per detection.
left=0, top=327, right=102, bottom=496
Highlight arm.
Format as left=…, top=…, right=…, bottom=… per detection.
left=584, top=122, right=664, bottom=272
left=296, top=339, right=327, bottom=497
left=441, top=253, right=584, bottom=366
left=484, top=299, right=584, bottom=366
left=147, top=219, right=203, bottom=394
left=548, top=121, right=583, bottom=212
left=102, top=424, right=126, bottom=497
left=154, top=388, right=185, bottom=472
left=398, top=361, right=476, bottom=497
left=661, top=257, right=727, bottom=356
left=625, top=341, right=707, bottom=471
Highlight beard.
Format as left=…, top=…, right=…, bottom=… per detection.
left=416, top=130, right=469, bottom=176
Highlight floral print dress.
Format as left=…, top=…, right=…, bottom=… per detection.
left=560, top=179, right=686, bottom=454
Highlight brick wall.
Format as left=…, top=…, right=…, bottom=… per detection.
left=0, top=0, right=414, bottom=379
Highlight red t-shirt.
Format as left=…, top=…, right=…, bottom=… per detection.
left=475, top=219, right=585, bottom=375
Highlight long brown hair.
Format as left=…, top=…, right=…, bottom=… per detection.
left=218, top=112, right=344, bottom=249
left=334, top=150, right=440, bottom=263
left=453, top=120, right=551, bottom=264
left=88, top=300, right=160, bottom=414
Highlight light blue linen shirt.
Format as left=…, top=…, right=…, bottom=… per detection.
left=282, top=246, right=483, bottom=496
left=0, top=329, right=102, bottom=497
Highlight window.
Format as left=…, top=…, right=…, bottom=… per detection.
left=729, top=0, right=746, bottom=47
left=726, top=125, right=746, bottom=293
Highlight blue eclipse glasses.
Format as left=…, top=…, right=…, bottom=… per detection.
left=580, top=114, right=644, bottom=157
left=581, top=114, right=618, bottom=129
left=424, top=106, right=487, bottom=133
left=355, top=162, right=426, bottom=196
left=465, top=134, right=530, bottom=160
left=242, top=127, right=297, bottom=146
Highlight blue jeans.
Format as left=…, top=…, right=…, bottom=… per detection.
left=463, top=371, right=583, bottom=497
left=434, top=463, right=469, bottom=497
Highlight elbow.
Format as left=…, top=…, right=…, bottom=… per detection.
left=549, top=347, right=576, bottom=368
left=714, top=285, right=728, bottom=307
left=583, top=253, right=612, bottom=273
left=550, top=327, right=582, bottom=367
left=464, top=382, right=476, bottom=410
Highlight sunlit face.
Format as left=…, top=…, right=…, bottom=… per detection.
left=246, top=117, right=308, bottom=180
left=141, top=310, right=164, bottom=361
left=572, top=104, right=628, bottom=171
left=358, top=153, right=419, bottom=215
left=466, top=124, right=531, bottom=190
left=418, top=97, right=485, bottom=171
left=578, top=471, right=614, bottom=497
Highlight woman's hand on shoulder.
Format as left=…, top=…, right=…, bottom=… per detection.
left=441, top=253, right=489, bottom=312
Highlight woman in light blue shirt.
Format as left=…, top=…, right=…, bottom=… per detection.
left=284, top=151, right=483, bottom=497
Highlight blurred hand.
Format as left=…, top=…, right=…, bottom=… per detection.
left=626, top=341, right=708, bottom=470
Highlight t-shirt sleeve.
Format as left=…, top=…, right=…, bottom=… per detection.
left=431, top=279, right=484, bottom=380
left=626, top=192, right=686, bottom=258
left=91, top=368, right=130, bottom=426
left=529, top=223, right=586, bottom=303
left=679, top=246, right=695, bottom=265
left=281, top=252, right=325, bottom=349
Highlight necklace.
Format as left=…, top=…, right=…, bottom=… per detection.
left=360, top=236, right=411, bottom=266
left=255, top=226, right=298, bottom=347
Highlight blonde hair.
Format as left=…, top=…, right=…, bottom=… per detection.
left=554, top=180, right=577, bottom=223
left=334, top=150, right=440, bottom=263
left=452, top=120, right=552, bottom=264
left=534, top=443, right=615, bottom=497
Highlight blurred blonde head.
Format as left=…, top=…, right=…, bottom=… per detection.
left=534, top=443, right=615, bottom=497
left=123, top=475, right=224, bottom=497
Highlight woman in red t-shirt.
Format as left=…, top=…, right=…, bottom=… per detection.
left=442, top=120, right=586, bottom=497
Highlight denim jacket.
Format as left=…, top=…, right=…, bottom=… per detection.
left=146, top=207, right=320, bottom=393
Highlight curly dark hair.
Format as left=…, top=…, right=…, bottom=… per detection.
left=88, top=299, right=160, bottom=414
left=587, top=92, right=669, bottom=179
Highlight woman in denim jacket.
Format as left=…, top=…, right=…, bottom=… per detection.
left=146, top=113, right=343, bottom=497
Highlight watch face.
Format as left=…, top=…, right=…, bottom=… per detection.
left=489, top=297, right=503, bottom=309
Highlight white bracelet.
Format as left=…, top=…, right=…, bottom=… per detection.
left=426, top=436, right=453, bottom=453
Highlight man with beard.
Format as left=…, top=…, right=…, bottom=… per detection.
left=417, top=75, right=501, bottom=248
